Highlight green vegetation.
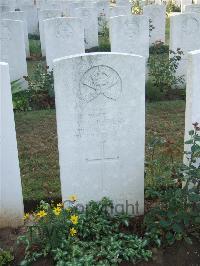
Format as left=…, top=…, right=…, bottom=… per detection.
left=14, top=100, right=185, bottom=201
left=145, top=126, right=200, bottom=246
left=0, top=249, right=14, bottom=265
left=29, top=39, right=42, bottom=58
left=19, top=198, right=152, bottom=265
left=17, top=129, right=200, bottom=264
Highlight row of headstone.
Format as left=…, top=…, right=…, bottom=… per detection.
left=0, top=0, right=110, bottom=34
left=2, top=1, right=200, bottom=82
left=42, top=4, right=167, bottom=68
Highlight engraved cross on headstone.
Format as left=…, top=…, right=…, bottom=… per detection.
left=86, top=140, right=119, bottom=163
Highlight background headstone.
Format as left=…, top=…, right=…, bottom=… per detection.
left=0, top=19, right=27, bottom=81
left=181, top=0, right=192, bottom=12
left=44, top=17, right=85, bottom=70
left=109, top=5, right=131, bottom=17
left=184, top=50, right=200, bottom=167
left=184, top=4, right=200, bottom=13
left=143, top=4, right=166, bottom=45
left=2, top=11, right=30, bottom=57
left=71, top=7, right=99, bottom=50
left=170, top=13, right=200, bottom=79
left=110, top=15, right=149, bottom=59
left=20, top=4, right=39, bottom=35
left=53, top=52, right=145, bottom=215
left=38, top=9, right=63, bottom=56
left=0, top=62, right=24, bottom=228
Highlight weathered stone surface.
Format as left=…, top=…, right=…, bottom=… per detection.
left=38, top=9, right=63, bottom=56
left=2, top=11, right=30, bottom=57
left=0, top=62, right=24, bottom=228
left=143, top=4, right=166, bottom=45
left=44, top=17, right=85, bottom=70
left=53, top=52, right=145, bottom=215
left=184, top=4, right=200, bottom=13
left=170, top=13, right=200, bottom=79
left=20, top=4, right=39, bottom=35
left=181, top=0, right=192, bottom=12
left=184, top=50, right=200, bottom=167
left=110, top=15, right=149, bottom=59
left=71, top=6, right=98, bottom=50
left=0, top=19, right=27, bottom=81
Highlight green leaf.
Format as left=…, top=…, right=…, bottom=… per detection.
left=185, top=140, right=193, bottom=145
left=184, top=237, right=193, bottom=245
left=189, top=130, right=194, bottom=136
left=172, top=224, right=183, bottom=233
left=159, top=220, right=171, bottom=228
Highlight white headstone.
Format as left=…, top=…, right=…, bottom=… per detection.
left=184, top=50, right=200, bottom=167
left=71, top=7, right=99, bottom=50
left=109, top=5, right=131, bottom=17
left=20, top=4, right=39, bottom=35
left=143, top=4, right=166, bottom=45
left=0, top=0, right=16, bottom=10
left=116, top=0, right=131, bottom=6
left=184, top=4, right=200, bottom=13
left=38, top=9, right=63, bottom=56
left=170, top=13, right=200, bottom=79
left=38, top=0, right=62, bottom=10
left=16, top=0, right=34, bottom=7
left=181, top=0, right=192, bottom=12
left=0, top=4, right=10, bottom=13
left=2, top=11, right=30, bottom=57
left=0, top=62, right=24, bottom=228
left=44, top=17, right=85, bottom=70
left=53, top=52, right=145, bottom=215
left=110, top=15, right=149, bottom=59
left=0, top=19, right=28, bottom=81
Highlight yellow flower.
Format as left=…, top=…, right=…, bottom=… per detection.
left=53, top=207, right=62, bottom=216
left=23, top=213, right=30, bottom=220
left=70, top=215, right=79, bottom=225
left=70, top=227, right=77, bottom=236
left=57, top=203, right=63, bottom=208
left=68, top=195, right=77, bottom=202
left=36, top=210, right=47, bottom=218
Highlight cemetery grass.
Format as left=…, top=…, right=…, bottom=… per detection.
left=15, top=100, right=185, bottom=205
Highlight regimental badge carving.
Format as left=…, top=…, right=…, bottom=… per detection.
left=79, top=65, right=122, bottom=103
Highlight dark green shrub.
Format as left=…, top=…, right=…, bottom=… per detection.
left=12, top=63, right=54, bottom=111
left=98, top=23, right=111, bottom=52
left=0, top=249, right=14, bottom=265
left=148, top=42, right=184, bottom=92
left=166, top=0, right=181, bottom=13
left=144, top=125, right=200, bottom=247
left=146, top=80, right=162, bottom=102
